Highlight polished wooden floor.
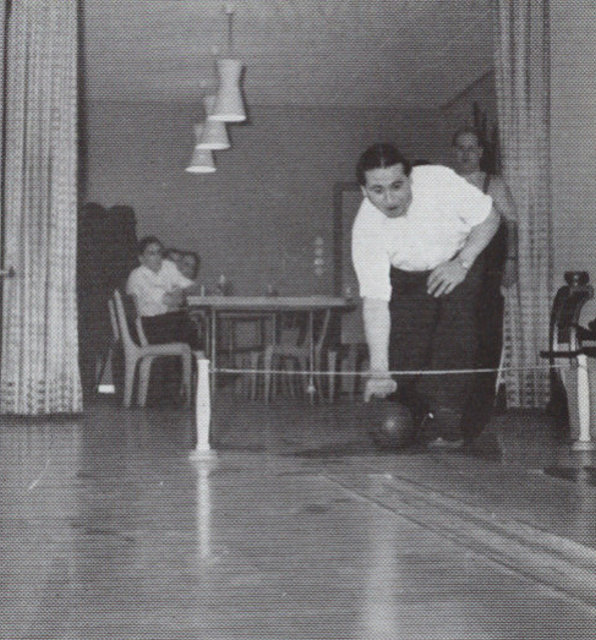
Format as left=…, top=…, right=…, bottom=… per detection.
left=1, top=390, right=596, bottom=639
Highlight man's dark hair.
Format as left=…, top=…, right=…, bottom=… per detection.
left=355, top=144, right=411, bottom=185
left=451, top=126, right=482, bottom=148
left=137, top=235, right=163, bottom=256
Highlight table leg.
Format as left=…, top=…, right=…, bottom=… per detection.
left=210, top=309, right=217, bottom=395
left=307, top=310, right=316, bottom=403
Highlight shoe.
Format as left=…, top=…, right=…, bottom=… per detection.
left=428, top=406, right=464, bottom=443
left=427, top=436, right=464, bottom=450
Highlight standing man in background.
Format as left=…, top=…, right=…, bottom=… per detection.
left=451, top=127, right=518, bottom=444
left=352, top=143, right=501, bottom=447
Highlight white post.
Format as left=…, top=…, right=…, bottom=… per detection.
left=190, top=358, right=214, bottom=459
left=571, top=354, right=596, bottom=450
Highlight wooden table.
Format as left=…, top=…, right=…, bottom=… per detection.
left=187, top=295, right=355, bottom=398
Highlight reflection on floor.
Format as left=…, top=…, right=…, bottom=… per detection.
left=1, top=391, right=595, bottom=639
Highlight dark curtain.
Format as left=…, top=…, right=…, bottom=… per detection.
left=77, top=203, right=138, bottom=397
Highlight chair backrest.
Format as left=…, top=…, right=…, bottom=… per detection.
left=275, top=312, right=305, bottom=347
left=274, top=309, right=333, bottom=354
left=112, top=289, right=139, bottom=351
left=314, top=308, right=332, bottom=352
left=549, top=283, right=594, bottom=353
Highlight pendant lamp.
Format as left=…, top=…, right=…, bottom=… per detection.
left=210, top=58, right=245, bottom=122
left=198, top=95, right=231, bottom=149
left=209, top=5, right=246, bottom=122
left=186, top=124, right=216, bottom=174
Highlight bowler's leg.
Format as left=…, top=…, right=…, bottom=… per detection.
left=388, top=269, right=437, bottom=419
left=421, top=261, right=482, bottom=439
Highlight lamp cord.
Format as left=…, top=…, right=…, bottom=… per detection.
left=226, top=5, right=234, bottom=54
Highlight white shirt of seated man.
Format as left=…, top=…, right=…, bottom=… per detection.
left=127, top=241, right=194, bottom=317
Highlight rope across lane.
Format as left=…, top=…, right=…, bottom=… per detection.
left=211, top=362, right=573, bottom=377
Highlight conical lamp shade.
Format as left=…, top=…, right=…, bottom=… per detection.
left=210, top=58, right=246, bottom=122
left=198, top=95, right=231, bottom=149
left=186, top=124, right=216, bottom=173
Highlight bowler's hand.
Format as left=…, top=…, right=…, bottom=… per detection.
left=364, top=376, right=397, bottom=403
left=427, top=260, right=468, bottom=297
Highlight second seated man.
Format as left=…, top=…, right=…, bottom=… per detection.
left=127, top=235, right=203, bottom=352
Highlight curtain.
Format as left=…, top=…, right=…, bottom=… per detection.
left=0, top=1, right=81, bottom=414
left=494, top=0, right=552, bottom=408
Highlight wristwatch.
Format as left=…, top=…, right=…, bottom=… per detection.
left=457, top=256, right=472, bottom=271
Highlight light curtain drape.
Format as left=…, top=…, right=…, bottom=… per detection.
left=494, top=0, right=552, bottom=408
left=0, top=1, right=82, bottom=414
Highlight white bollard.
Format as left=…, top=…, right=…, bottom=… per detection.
left=571, top=354, right=596, bottom=450
left=190, top=357, right=215, bottom=459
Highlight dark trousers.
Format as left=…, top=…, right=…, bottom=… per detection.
left=140, top=311, right=202, bottom=403
left=460, top=278, right=504, bottom=440
left=460, top=224, right=508, bottom=440
left=389, top=260, right=483, bottom=422
left=141, top=311, right=202, bottom=351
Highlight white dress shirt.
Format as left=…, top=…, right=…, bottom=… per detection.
left=126, top=260, right=193, bottom=317
left=352, top=165, right=493, bottom=302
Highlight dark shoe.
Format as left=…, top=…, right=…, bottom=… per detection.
left=428, top=406, right=463, bottom=443
left=427, top=436, right=464, bottom=450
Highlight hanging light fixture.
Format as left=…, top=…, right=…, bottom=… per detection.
left=210, top=4, right=246, bottom=123
left=197, top=94, right=231, bottom=149
left=186, top=124, right=216, bottom=174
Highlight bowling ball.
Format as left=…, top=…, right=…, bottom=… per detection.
left=367, top=399, right=416, bottom=451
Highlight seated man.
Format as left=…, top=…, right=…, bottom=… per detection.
left=164, top=247, right=183, bottom=269
left=179, top=251, right=201, bottom=281
left=126, top=236, right=202, bottom=351
left=177, top=250, right=207, bottom=347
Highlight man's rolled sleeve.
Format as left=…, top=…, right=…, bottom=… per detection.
left=163, top=260, right=194, bottom=289
left=453, top=171, right=493, bottom=227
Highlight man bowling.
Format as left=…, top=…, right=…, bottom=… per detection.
left=351, top=143, right=500, bottom=448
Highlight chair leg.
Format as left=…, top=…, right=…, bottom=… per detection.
left=123, top=358, right=137, bottom=408
left=138, top=357, right=153, bottom=406
left=249, top=351, right=260, bottom=400
left=344, top=346, right=357, bottom=400
left=263, top=347, right=274, bottom=404
left=298, top=356, right=309, bottom=397
left=182, top=352, right=192, bottom=407
left=327, top=350, right=337, bottom=402
left=286, top=358, right=297, bottom=398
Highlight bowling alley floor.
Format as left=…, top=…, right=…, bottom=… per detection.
left=1, top=391, right=596, bottom=639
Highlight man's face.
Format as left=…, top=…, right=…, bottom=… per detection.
left=140, top=242, right=163, bottom=273
left=179, top=255, right=198, bottom=280
left=168, top=250, right=182, bottom=265
left=361, top=163, right=412, bottom=218
left=453, top=132, right=482, bottom=175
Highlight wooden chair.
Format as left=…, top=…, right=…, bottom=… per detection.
left=263, top=310, right=334, bottom=403
left=540, top=272, right=596, bottom=447
left=111, top=289, right=193, bottom=407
